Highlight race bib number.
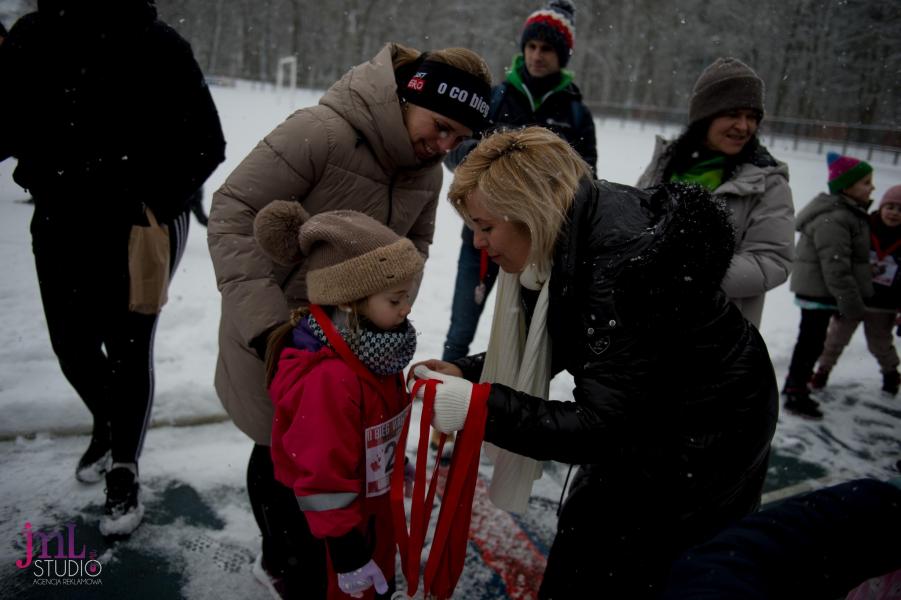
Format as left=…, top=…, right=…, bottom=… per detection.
left=364, top=404, right=410, bottom=498
left=871, top=251, right=898, bottom=287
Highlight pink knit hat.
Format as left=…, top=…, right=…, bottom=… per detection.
left=880, top=185, right=901, bottom=208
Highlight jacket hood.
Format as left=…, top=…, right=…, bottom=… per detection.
left=557, top=179, right=736, bottom=330
left=319, top=43, right=419, bottom=172
left=270, top=346, right=336, bottom=397
left=795, top=192, right=870, bottom=231
left=615, top=182, right=736, bottom=324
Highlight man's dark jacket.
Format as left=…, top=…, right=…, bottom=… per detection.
left=445, top=57, right=596, bottom=174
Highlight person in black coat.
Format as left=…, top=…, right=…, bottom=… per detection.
left=0, top=0, right=225, bottom=536
left=411, top=127, right=778, bottom=598
left=440, top=0, right=596, bottom=364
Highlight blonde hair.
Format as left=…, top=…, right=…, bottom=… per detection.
left=448, top=127, right=591, bottom=272
left=392, top=43, right=492, bottom=86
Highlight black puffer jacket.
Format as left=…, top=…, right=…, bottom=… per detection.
left=0, top=0, right=225, bottom=225
left=457, top=180, right=779, bottom=597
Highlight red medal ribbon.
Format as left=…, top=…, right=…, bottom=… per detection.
left=479, top=248, right=489, bottom=284
left=390, top=376, right=490, bottom=599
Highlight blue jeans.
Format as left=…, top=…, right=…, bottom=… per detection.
left=442, top=226, right=500, bottom=361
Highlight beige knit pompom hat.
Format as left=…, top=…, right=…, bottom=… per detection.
left=253, top=201, right=424, bottom=305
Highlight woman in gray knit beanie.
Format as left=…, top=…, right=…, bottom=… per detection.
left=637, top=57, right=795, bottom=328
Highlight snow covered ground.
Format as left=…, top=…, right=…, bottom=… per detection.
left=1, top=81, right=899, bottom=599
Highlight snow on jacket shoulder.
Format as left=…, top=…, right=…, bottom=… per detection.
left=208, top=43, right=441, bottom=444
left=790, top=192, right=873, bottom=319
left=637, top=136, right=794, bottom=326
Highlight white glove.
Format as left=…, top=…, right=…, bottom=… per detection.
left=337, top=559, right=388, bottom=598
left=413, top=365, right=473, bottom=433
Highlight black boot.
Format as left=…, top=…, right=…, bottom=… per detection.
left=882, top=370, right=900, bottom=396
left=783, top=388, right=824, bottom=420
left=99, top=465, right=144, bottom=537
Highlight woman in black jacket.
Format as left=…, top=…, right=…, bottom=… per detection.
left=411, top=127, right=778, bottom=598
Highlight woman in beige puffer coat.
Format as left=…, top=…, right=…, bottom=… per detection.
left=207, top=42, right=491, bottom=597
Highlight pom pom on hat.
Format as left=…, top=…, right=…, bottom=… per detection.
left=521, top=0, right=576, bottom=68
left=827, top=152, right=873, bottom=194
left=254, top=200, right=310, bottom=265
left=253, top=202, right=424, bottom=306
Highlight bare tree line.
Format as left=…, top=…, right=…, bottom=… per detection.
left=2, top=0, right=899, bottom=134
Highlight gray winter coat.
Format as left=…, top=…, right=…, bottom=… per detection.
left=208, top=43, right=442, bottom=444
left=637, top=136, right=794, bottom=327
left=789, top=192, right=873, bottom=319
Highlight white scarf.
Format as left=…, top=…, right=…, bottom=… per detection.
left=480, top=264, right=552, bottom=513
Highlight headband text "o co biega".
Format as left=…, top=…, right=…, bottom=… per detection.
left=401, top=59, right=490, bottom=134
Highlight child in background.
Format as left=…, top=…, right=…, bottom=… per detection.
left=811, top=184, right=901, bottom=396
left=783, top=152, right=876, bottom=419
left=254, top=201, right=423, bottom=600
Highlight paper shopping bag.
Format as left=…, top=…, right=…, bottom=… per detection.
left=128, top=207, right=170, bottom=314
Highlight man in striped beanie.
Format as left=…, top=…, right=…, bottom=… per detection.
left=440, top=0, right=595, bottom=364
left=520, top=0, right=576, bottom=69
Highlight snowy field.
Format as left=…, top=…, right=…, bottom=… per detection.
left=1, top=81, right=899, bottom=599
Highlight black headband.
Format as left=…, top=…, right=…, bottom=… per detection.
left=399, top=59, right=490, bottom=134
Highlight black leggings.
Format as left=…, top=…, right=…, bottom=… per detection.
left=31, top=209, right=190, bottom=464
left=247, top=444, right=327, bottom=597
left=785, top=308, right=837, bottom=391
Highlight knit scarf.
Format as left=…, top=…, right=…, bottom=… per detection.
left=307, top=314, right=417, bottom=376
left=480, top=264, right=553, bottom=513
left=670, top=154, right=726, bottom=191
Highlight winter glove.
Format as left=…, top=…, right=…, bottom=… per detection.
left=337, top=559, right=389, bottom=598
left=412, top=365, right=474, bottom=434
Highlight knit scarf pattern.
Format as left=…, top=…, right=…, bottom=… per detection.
left=307, top=314, right=417, bottom=376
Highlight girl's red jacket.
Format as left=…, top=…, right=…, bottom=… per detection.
left=269, top=345, right=409, bottom=597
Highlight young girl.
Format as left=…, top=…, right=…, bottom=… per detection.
left=811, top=184, right=901, bottom=395
left=254, top=201, right=424, bottom=600
left=783, top=152, right=876, bottom=418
